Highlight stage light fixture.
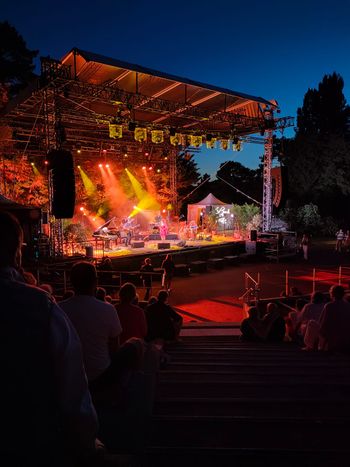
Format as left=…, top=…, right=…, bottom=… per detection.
left=148, top=166, right=153, bottom=171
left=98, top=163, right=103, bottom=168
left=79, top=207, right=84, bottom=212
left=44, top=160, right=48, bottom=165
left=77, top=149, right=81, bottom=154
left=145, top=151, right=149, bottom=156
left=142, top=166, right=146, bottom=170
left=162, top=209, right=166, bottom=213
left=157, top=168, right=161, bottom=173
left=30, top=162, right=35, bottom=166
left=77, top=165, right=81, bottom=169
left=105, top=164, right=109, bottom=168
left=103, top=149, right=107, bottom=154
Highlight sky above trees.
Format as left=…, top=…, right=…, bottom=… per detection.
left=2, top=0, right=350, bottom=174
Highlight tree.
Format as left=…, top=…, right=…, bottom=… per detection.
left=0, top=21, right=38, bottom=97
left=212, top=161, right=262, bottom=205
left=296, top=73, right=348, bottom=136
left=279, top=73, right=350, bottom=220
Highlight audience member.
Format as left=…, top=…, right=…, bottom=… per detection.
left=145, top=290, right=183, bottom=342
left=297, top=292, right=324, bottom=337
left=140, top=257, right=154, bottom=301
left=116, top=282, right=147, bottom=345
left=0, top=212, right=98, bottom=465
left=263, top=302, right=286, bottom=342
left=161, top=254, right=175, bottom=292
left=148, top=296, right=157, bottom=306
left=96, top=286, right=107, bottom=301
left=240, top=307, right=265, bottom=341
left=319, top=285, right=350, bottom=353
left=60, top=261, right=122, bottom=383
left=300, top=233, right=310, bottom=260
left=335, top=229, right=344, bottom=252
left=60, top=289, right=74, bottom=301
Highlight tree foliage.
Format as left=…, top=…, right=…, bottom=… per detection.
left=278, top=72, right=350, bottom=221
left=0, top=21, right=38, bottom=97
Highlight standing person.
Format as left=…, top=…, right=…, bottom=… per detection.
left=344, top=230, right=350, bottom=252
left=161, top=253, right=175, bottom=292
left=335, top=229, right=344, bottom=252
left=140, top=257, right=154, bottom=301
left=301, top=233, right=310, bottom=261
left=0, top=212, right=98, bottom=466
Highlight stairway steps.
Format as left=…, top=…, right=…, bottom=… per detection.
left=143, top=446, right=350, bottom=467
left=154, top=397, right=350, bottom=417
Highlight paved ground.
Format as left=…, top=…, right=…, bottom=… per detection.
left=167, top=240, right=350, bottom=323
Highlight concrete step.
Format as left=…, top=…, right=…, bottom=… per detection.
left=154, top=397, right=350, bottom=417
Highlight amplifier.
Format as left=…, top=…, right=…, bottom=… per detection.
left=131, top=241, right=145, bottom=248
left=158, top=242, right=171, bottom=250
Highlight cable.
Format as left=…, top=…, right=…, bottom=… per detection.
left=216, top=175, right=262, bottom=205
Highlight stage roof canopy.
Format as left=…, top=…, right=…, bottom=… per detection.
left=1, top=48, right=280, bottom=157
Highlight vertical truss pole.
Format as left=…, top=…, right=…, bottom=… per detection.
left=262, top=109, right=274, bottom=232
left=169, top=149, right=178, bottom=215
left=43, top=85, right=64, bottom=257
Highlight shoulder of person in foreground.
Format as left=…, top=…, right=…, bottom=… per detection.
left=50, top=301, right=98, bottom=452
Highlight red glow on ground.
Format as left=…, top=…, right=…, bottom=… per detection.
left=175, top=296, right=246, bottom=323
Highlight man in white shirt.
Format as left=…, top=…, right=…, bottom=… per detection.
left=60, top=261, right=122, bottom=382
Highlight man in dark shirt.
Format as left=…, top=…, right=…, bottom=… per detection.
left=145, top=290, right=183, bottom=342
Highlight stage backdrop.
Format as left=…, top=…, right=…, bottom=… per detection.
left=187, top=193, right=232, bottom=231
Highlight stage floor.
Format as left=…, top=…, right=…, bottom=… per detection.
left=91, top=234, right=241, bottom=258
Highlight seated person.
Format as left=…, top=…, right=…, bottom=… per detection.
left=116, top=283, right=147, bottom=345
left=240, top=307, right=266, bottom=341
left=145, top=290, right=183, bottom=342
left=319, top=285, right=350, bottom=353
left=60, top=261, right=122, bottom=384
left=263, top=302, right=286, bottom=342
left=297, top=291, right=324, bottom=337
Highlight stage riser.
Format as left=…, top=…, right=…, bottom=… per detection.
left=108, top=241, right=245, bottom=271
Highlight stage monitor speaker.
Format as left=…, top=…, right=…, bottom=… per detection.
left=47, top=149, right=75, bottom=219
left=149, top=234, right=161, bottom=240
left=158, top=242, right=171, bottom=250
left=250, top=230, right=257, bottom=241
left=166, top=234, right=179, bottom=240
left=131, top=241, right=145, bottom=248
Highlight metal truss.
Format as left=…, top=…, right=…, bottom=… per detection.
left=262, top=108, right=274, bottom=232
left=169, top=149, right=178, bottom=215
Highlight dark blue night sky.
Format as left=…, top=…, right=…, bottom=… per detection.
left=3, top=0, right=350, bottom=174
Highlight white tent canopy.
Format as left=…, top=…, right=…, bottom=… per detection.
left=187, top=193, right=232, bottom=230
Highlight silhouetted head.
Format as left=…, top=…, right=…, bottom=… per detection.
left=96, top=287, right=106, bottom=301
left=119, top=282, right=137, bottom=304
left=158, top=290, right=169, bottom=303
left=311, top=291, right=324, bottom=304
left=248, top=306, right=258, bottom=319
left=266, top=302, right=278, bottom=314
left=0, top=211, right=23, bottom=268
left=70, top=261, right=97, bottom=295
left=330, top=285, right=345, bottom=300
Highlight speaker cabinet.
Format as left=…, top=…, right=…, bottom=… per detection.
left=131, top=241, right=145, bottom=248
left=47, top=149, right=75, bottom=219
left=158, top=242, right=171, bottom=250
